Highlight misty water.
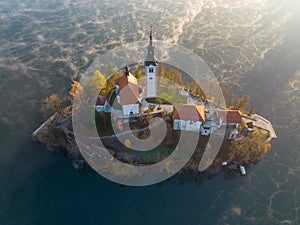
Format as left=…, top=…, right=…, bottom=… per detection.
left=0, top=0, right=300, bottom=224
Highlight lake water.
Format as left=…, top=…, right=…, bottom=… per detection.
left=0, top=0, right=299, bottom=224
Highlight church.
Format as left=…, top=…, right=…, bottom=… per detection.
left=116, top=27, right=158, bottom=116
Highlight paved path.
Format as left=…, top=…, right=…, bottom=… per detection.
left=242, top=114, right=277, bottom=139
left=108, top=88, right=277, bottom=140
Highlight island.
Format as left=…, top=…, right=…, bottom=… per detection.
left=32, top=28, right=277, bottom=180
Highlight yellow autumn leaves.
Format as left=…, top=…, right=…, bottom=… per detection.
left=69, top=70, right=107, bottom=103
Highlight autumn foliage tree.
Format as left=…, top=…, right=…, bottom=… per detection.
left=69, top=80, right=84, bottom=103
left=188, top=81, right=206, bottom=100
left=134, top=68, right=142, bottom=79
left=173, top=68, right=182, bottom=85
left=156, top=64, right=183, bottom=86
left=156, top=64, right=165, bottom=77
left=40, top=94, right=63, bottom=117
left=228, top=129, right=271, bottom=164
left=85, top=70, right=107, bottom=97
left=230, top=96, right=250, bottom=111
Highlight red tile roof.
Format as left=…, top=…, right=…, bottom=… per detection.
left=172, top=104, right=205, bottom=122
left=216, top=110, right=242, bottom=124
left=116, top=72, right=140, bottom=105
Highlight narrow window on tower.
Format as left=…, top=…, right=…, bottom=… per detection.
left=149, top=68, right=154, bottom=73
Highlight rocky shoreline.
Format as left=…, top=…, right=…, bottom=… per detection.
left=32, top=106, right=80, bottom=159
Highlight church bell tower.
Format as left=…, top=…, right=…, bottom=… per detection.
left=144, top=26, right=158, bottom=98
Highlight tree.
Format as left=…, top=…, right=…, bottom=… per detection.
left=134, top=68, right=142, bottom=80
left=228, top=129, right=271, bottom=164
left=156, top=64, right=164, bottom=84
left=156, top=64, right=165, bottom=77
left=230, top=96, right=249, bottom=111
left=165, top=69, right=173, bottom=80
left=85, top=70, right=107, bottom=97
left=189, top=81, right=205, bottom=99
left=173, top=68, right=182, bottom=85
left=43, top=94, right=63, bottom=115
left=69, top=80, right=83, bottom=103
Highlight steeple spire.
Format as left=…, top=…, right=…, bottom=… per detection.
left=144, top=26, right=158, bottom=98
left=144, top=26, right=158, bottom=66
left=149, top=26, right=153, bottom=46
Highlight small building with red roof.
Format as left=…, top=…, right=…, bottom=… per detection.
left=172, top=104, right=205, bottom=132
left=215, top=110, right=242, bottom=126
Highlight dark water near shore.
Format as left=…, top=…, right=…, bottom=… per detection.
left=0, top=0, right=300, bottom=224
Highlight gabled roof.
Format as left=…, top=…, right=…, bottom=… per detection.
left=116, top=71, right=138, bottom=87
left=216, top=110, right=242, bottom=124
left=172, top=104, right=205, bottom=122
left=115, top=72, right=140, bottom=105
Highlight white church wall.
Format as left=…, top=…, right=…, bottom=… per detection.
left=122, top=104, right=140, bottom=116
left=173, top=119, right=201, bottom=132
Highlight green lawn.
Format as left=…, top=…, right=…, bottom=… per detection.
left=146, top=90, right=187, bottom=104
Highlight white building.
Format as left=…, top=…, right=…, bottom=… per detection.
left=144, top=27, right=158, bottom=98
left=173, top=104, right=205, bottom=132
left=216, top=110, right=242, bottom=127
left=115, top=66, right=141, bottom=116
